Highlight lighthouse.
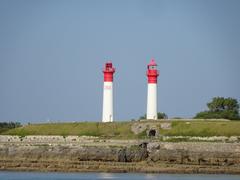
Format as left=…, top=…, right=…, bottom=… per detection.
left=146, top=59, right=159, bottom=120
left=102, top=61, right=115, bottom=122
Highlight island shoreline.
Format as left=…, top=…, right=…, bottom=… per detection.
left=1, top=161, right=240, bottom=174
left=0, top=136, right=240, bottom=174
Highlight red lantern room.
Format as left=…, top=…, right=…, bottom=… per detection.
left=103, top=61, right=115, bottom=82
left=146, top=59, right=159, bottom=83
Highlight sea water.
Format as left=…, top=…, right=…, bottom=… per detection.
left=0, top=171, right=240, bottom=180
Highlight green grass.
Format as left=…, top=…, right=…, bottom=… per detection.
left=2, top=120, right=240, bottom=138
left=2, top=122, right=136, bottom=139
left=0, top=128, right=10, bottom=134
left=159, top=120, right=240, bottom=137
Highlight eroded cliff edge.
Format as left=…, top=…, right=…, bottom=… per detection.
left=0, top=136, right=240, bottom=173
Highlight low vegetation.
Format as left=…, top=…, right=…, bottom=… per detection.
left=194, top=97, right=240, bottom=120
left=2, top=122, right=135, bottom=138
left=139, top=112, right=168, bottom=120
left=2, top=120, right=240, bottom=138
left=0, top=122, right=21, bottom=134
left=159, top=120, right=240, bottom=137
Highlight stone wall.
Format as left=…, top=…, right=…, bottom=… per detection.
left=148, top=142, right=240, bottom=165
left=0, top=135, right=144, bottom=144
left=0, top=136, right=240, bottom=164
left=0, top=135, right=240, bottom=173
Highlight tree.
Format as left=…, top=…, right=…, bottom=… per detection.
left=207, top=97, right=239, bottom=112
left=138, top=112, right=168, bottom=120
left=0, top=122, right=22, bottom=133
left=157, top=112, right=168, bottom=119
left=195, top=97, right=240, bottom=120
left=139, top=114, right=146, bottom=120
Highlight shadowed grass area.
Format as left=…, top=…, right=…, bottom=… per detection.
left=2, top=120, right=240, bottom=138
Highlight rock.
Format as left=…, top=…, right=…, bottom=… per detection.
left=147, top=142, right=240, bottom=166
left=147, top=142, right=160, bottom=153
left=125, top=144, right=148, bottom=162
left=130, top=123, right=160, bottom=136
left=0, top=139, right=240, bottom=171
left=160, top=123, right=172, bottom=130
left=131, top=123, right=148, bottom=135
left=228, top=136, right=238, bottom=142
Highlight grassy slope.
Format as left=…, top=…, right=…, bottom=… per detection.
left=160, top=120, right=240, bottom=137
left=2, top=120, right=240, bottom=138
left=2, top=122, right=136, bottom=138
left=0, top=127, right=12, bottom=134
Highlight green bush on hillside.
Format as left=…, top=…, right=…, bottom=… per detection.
left=139, top=112, right=168, bottom=120
left=195, top=97, right=240, bottom=120
left=0, top=122, right=22, bottom=133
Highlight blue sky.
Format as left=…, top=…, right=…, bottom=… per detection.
left=0, top=0, right=239, bottom=123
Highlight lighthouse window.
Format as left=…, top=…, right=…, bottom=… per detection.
left=149, top=66, right=156, bottom=70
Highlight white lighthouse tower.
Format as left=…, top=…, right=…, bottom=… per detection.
left=102, top=61, right=115, bottom=122
left=146, top=59, right=159, bottom=120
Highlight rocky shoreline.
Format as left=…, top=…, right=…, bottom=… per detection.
left=1, top=160, right=240, bottom=174
left=0, top=136, right=240, bottom=174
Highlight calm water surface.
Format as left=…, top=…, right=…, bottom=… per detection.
left=0, top=171, right=240, bottom=180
